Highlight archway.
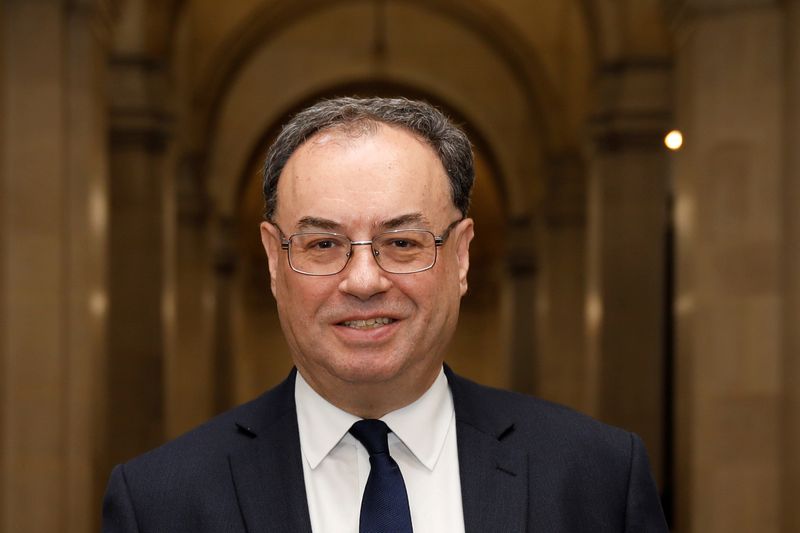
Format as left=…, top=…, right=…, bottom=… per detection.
left=180, top=0, right=558, bottom=415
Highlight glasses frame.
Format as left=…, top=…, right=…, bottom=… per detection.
left=273, top=218, right=463, bottom=276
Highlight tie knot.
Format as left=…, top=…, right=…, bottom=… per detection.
left=349, top=419, right=391, bottom=456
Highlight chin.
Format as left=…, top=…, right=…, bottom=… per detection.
left=330, top=353, right=415, bottom=385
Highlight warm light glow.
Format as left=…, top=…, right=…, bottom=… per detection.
left=89, top=290, right=107, bottom=317
left=585, top=292, right=603, bottom=334
left=665, top=130, right=684, bottom=151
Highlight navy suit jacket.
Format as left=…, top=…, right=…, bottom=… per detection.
left=103, top=367, right=668, bottom=532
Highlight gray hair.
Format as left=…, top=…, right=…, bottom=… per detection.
left=262, top=96, right=474, bottom=220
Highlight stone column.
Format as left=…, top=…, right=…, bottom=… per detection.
left=211, top=217, right=237, bottom=412
left=783, top=2, right=800, bottom=531
left=104, top=53, right=171, bottom=471
left=165, top=154, right=216, bottom=438
left=506, top=219, right=539, bottom=395
left=0, top=2, right=5, bottom=525
left=1, top=1, right=112, bottom=531
left=585, top=60, right=672, bottom=488
left=673, top=2, right=786, bottom=531
left=535, top=154, right=588, bottom=412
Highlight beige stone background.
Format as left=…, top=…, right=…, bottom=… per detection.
left=1, top=0, right=799, bottom=531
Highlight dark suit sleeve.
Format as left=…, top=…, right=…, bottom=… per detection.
left=625, top=433, right=669, bottom=533
left=102, top=464, right=141, bottom=533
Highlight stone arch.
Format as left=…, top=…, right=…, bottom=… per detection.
left=166, top=0, right=607, bottom=409
left=195, top=0, right=560, bottom=218
left=164, top=0, right=602, bottom=430
left=194, top=0, right=564, bottom=154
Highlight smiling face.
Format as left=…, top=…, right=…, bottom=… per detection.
left=260, top=123, right=474, bottom=417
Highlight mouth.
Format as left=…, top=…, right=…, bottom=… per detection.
left=338, top=317, right=396, bottom=329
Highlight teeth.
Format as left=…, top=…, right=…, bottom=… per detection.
left=342, top=317, right=393, bottom=329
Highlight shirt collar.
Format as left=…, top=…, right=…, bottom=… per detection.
left=295, top=367, right=454, bottom=472
left=295, top=371, right=360, bottom=469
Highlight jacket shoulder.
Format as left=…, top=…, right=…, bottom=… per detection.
left=447, top=369, right=667, bottom=530
left=448, top=368, right=636, bottom=459
left=121, top=371, right=296, bottom=484
left=102, top=372, right=301, bottom=532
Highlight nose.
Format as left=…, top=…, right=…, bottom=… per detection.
left=338, top=244, right=392, bottom=300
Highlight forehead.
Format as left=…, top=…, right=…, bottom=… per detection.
left=275, top=123, right=455, bottom=229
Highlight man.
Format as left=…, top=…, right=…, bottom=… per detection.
left=103, top=97, right=668, bottom=532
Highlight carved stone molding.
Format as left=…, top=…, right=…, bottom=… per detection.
left=544, top=154, right=586, bottom=227
left=212, top=216, right=238, bottom=277
left=177, top=154, right=210, bottom=226
left=588, top=60, right=673, bottom=151
left=665, top=0, right=780, bottom=27
left=505, top=218, right=539, bottom=276
left=66, top=0, right=120, bottom=42
left=108, top=55, right=172, bottom=149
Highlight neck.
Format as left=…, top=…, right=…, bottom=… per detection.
left=296, top=365, right=441, bottom=419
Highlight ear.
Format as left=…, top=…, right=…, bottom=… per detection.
left=454, top=218, right=474, bottom=296
left=260, top=221, right=282, bottom=297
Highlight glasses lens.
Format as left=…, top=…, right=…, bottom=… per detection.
left=373, top=230, right=436, bottom=273
left=289, top=233, right=350, bottom=275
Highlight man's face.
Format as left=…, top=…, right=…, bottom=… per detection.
left=260, top=123, right=473, bottom=407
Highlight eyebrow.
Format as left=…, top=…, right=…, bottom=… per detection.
left=296, top=216, right=341, bottom=231
left=293, top=213, right=431, bottom=233
left=380, top=213, right=430, bottom=230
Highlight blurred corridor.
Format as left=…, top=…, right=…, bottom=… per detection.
left=1, top=0, right=799, bottom=531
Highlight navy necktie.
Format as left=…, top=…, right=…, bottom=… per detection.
left=349, top=419, right=414, bottom=533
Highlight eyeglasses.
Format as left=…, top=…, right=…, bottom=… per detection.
left=274, top=219, right=463, bottom=276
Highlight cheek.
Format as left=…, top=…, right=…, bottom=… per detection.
left=398, top=274, right=451, bottom=315
left=276, top=274, right=335, bottom=318
left=434, top=255, right=462, bottom=291
left=432, top=263, right=465, bottom=315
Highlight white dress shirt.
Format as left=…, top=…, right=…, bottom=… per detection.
left=295, top=367, right=465, bottom=533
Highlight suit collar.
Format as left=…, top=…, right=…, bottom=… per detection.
left=226, top=366, right=528, bottom=533
left=445, top=365, right=529, bottom=533
left=228, top=369, right=313, bottom=533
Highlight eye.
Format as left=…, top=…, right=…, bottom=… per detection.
left=387, top=237, right=423, bottom=249
left=313, top=239, right=336, bottom=250
left=296, top=234, right=347, bottom=252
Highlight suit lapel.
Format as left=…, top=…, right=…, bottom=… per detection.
left=228, top=370, right=312, bottom=533
left=446, top=366, right=528, bottom=533
left=225, top=366, right=529, bottom=532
